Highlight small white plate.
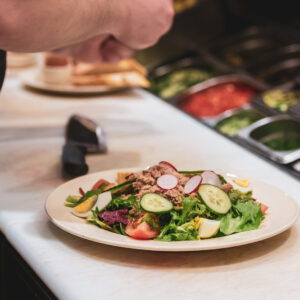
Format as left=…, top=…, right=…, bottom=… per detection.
left=20, top=69, right=126, bottom=95
left=45, top=168, right=299, bottom=252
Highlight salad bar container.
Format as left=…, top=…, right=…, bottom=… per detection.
left=149, top=53, right=221, bottom=101
left=237, top=115, right=300, bottom=164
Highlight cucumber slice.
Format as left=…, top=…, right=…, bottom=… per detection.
left=197, top=184, right=231, bottom=215
left=106, top=181, right=132, bottom=196
left=141, top=193, right=173, bottom=213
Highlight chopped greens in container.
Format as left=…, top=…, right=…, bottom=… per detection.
left=216, top=110, right=264, bottom=137
left=250, top=119, right=300, bottom=152
left=150, top=67, right=213, bottom=99
left=262, top=135, right=300, bottom=151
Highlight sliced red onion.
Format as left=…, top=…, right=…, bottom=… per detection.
left=201, top=171, right=221, bottom=187
left=184, top=175, right=203, bottom=194
left=157, top=174, right=178, bottom=190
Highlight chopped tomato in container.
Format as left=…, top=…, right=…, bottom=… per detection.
left=179, top=82, right=258, bottom=118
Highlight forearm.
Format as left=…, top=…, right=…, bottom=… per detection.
left=0, top=0, right=120, bottom=52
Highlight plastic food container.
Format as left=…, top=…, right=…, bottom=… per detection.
left=237, top=115, right=300, bottom=164
left=178, top=74, right=264, bottom=119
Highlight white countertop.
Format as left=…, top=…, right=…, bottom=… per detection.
left=1, top=76, right=300, bottom=300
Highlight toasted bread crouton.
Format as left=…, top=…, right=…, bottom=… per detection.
left=117, top=172, right=132, bottom=184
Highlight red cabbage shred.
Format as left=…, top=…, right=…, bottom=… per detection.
left=98, top=209, right=129, bottom=225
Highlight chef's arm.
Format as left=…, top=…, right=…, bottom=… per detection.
left=0, top=0, right=174, bottom=52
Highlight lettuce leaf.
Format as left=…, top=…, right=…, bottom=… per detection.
left=156, top=196, right=204, bottom=241
left=220, top=200, right=263, bottom=235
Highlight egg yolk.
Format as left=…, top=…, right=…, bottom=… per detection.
left=74, top=195, right=97, bottom=213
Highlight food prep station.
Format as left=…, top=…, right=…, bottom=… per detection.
left=136, top=1, right=300, bottom=180
left=1, top=1, right=300, bottom=299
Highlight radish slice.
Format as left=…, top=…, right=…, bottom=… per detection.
left=201, top=171, right=222, bottom=187
left=184, top=175, right=203, bottom=194
left=157, top=174, right=178, bottom=190
left=159, top=161, right=178, bottom=172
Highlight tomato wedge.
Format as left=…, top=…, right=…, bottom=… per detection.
left=91, top=179, right=110, bottom=190
left=125, top=213, right=160, bottom=240
left=260, top=203, right=269, bottom=215
left=255, top=201, right=269, bottom=215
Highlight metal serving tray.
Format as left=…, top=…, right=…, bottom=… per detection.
left=209, top=27, right=286, bottom=68
left=148, top=52, right=216, bottom=78
left=247, top=46, right=300, bottom=85
left=237, top=115, right=300, bottom=164
left=214, top=107, right=265, bottom=136
left=289, top=103, right=300, bottom=122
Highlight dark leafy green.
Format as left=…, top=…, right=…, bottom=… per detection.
left=106, top=195, right=136, bottom=211
left=111, top=223, right=127, bottom=235
left=156, top=196, right=212, bottom=241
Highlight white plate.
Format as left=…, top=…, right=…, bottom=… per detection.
left=45, top=168, right=299, bottom=252
left=20, top=70, right=127, bottom=95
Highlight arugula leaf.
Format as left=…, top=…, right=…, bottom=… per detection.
left=220, top=200, right=263, bottom=235
left=106, top=195, right=136, bottom=211
left=111, top=223, right=128, bottom=235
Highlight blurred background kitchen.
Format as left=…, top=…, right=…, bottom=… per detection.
left=3, top=0, right=300, bottom=179
left=1, top=0, right=300, bottom=298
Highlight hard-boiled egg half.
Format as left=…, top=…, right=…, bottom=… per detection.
left=72, top=191, right=112, bottom=218
left=198, top=218, right=220, bottom=238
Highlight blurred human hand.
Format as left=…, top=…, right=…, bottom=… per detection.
left=54, top=0, right=174, bottom=63
left=114, top=0, right=175, bottom=49
left=55, top=35, right=134, bottom=63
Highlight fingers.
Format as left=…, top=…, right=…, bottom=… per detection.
left=101, top=37, right=133, bottom=63
left=53, top=35, right=133, bottom=63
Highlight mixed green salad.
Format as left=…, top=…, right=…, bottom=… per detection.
left=65, top=162, right=268, bottom=241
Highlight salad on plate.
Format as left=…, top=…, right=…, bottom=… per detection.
left=64, top=162, right=268, bottom=241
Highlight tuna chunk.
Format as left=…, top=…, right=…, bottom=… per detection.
left=221, top=183, right=233, bottom=193
left=128, top=164, right=190, bottom=206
